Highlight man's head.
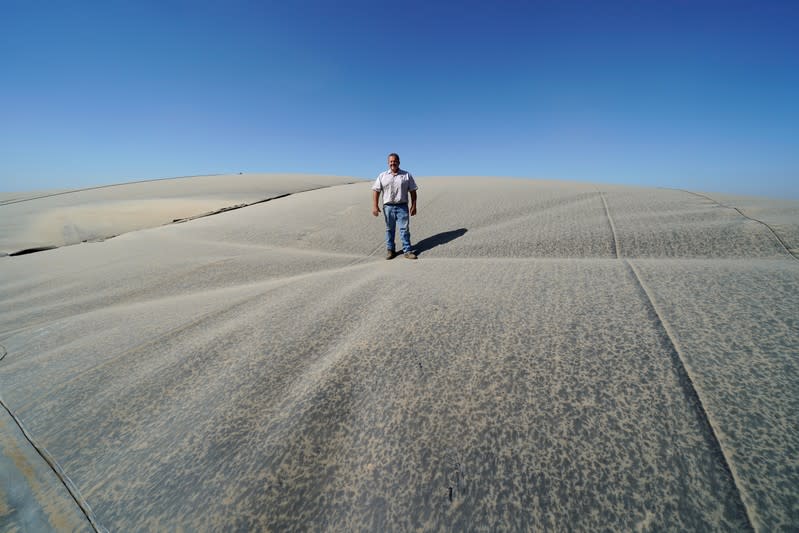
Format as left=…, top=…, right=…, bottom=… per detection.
left=387, top=153, right=400, bottom=173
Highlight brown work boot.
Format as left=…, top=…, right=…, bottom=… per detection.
left=404, top=251, right=417, bottom=260
left=386, top=250, right=396, bottom=260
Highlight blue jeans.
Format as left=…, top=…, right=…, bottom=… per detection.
left=383, top=203, right=412, bottom=252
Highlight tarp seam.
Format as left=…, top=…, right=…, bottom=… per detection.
left=675, top=189, right=798, bottom=262
left=0, top=398, right=104, bottom=532
left=625, top=260, right=756, bottom=532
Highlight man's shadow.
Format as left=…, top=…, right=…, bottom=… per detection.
left=414, top=228, right=467, bottom=256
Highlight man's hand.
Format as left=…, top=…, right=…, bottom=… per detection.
left=410, top=204, right=417, bottom=216
left=372, top=190, right=381, bottom=217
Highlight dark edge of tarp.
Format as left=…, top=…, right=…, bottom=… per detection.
left=8, top=246, right=59, bottom=256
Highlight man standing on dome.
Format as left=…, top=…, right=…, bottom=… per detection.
left=371, top=153, right=418, bottom=259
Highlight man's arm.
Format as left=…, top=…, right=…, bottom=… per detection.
left=372, top=190, right=381, bottom=216
left=409, top=190, right=417, bottom=216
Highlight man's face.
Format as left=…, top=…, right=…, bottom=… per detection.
left=388, top=156, right=400, bottom=173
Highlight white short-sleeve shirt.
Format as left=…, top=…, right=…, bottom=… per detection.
left=372, top=169, right=418, bottom=204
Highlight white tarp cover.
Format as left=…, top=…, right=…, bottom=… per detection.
left=1, top=175, right=797, bottom=531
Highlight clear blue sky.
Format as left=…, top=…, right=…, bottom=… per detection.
left=2, top=0, right=798, bottom=197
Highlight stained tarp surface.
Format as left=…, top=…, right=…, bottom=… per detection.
left=1, top=176, right=797, bottom=531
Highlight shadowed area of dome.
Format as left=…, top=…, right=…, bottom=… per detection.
left=1, top=174, right=797, bottom=531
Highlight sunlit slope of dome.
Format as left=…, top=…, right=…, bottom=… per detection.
left=0, top=173, right=356, bottom=255
left=1, top=175, right=796, bottom=531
